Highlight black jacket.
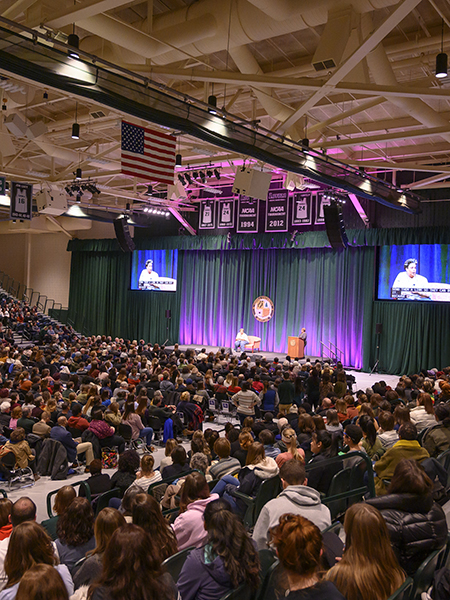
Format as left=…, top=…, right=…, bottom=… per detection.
left=306, top=453, right=342, bottom=496
left=367, top=492, right=447, bottom=576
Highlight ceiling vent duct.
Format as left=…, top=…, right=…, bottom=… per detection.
left=312, top=6, right=353, bottom=72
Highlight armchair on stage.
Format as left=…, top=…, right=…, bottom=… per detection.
left=245, top=336, right=261, bottom=353
left=287, top=336, right=305, bottom=359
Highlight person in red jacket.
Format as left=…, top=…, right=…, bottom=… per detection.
left=67, top=404, right=89, bottom=432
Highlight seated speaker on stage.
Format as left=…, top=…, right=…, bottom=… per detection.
left=235, top=328, right=250, bottom=351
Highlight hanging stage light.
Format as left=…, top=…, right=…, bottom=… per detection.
left=67, top=33, right=80, bottom=59
left=208, top=95, right=218, bottom=115
left=71, top=122, right=80, bottom=139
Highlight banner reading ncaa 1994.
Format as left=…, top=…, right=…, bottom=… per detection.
left=237, top=195, right=259, bottom=233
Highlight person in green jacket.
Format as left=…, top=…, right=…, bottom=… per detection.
left=422, top=403, right=450, bottom=458
left=374, top=423, right=429, bottom=496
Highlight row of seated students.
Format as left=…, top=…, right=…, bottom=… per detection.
left=0, top=449, right=445, bottom=600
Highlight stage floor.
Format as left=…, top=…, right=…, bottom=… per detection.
left=173, top=345, right=401, bottom=392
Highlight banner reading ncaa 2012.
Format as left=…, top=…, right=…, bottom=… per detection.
left=252, top=296, right=274, bottom=322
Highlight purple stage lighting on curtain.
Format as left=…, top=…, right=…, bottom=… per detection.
left=178, top=246, right=372, bottom=369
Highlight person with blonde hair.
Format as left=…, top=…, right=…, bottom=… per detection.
left=326, top=503, right=405, bottom=600
left=126, top=454, right=162, bottom=494
left=275, top=428, right=305, bottom=468
left=410, top=393, right=436, bottom=432
left=233, top=430, right=254, bottom=467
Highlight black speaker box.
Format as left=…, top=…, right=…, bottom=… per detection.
left=376, top=323, right=383, bottom=334
left=324, top=203, right=348, bottom=249
left=113, top=217, right=135, bottom=252
left=165, top=310, right=172, bottom=319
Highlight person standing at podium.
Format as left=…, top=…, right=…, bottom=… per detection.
left=299, top=327, right=307, bottom=346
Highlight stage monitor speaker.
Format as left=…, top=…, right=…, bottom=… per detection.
left=324, top=202, right=348, bottom=249
left=165, top=310, right=171, bottom=319
left=376, top=323, right=383, bottom=334
left=113, top=217, right=135, bottom=252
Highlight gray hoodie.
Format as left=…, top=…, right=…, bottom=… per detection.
left=252, top=484, right=331, bottom=550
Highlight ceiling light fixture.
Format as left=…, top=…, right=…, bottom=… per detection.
left=175, top=153, right=182, bottom=166
left=214, top=169, right=221, bottom=180
left=75, top=167, right=82, bottom=180
left=72, top=102, right=79, bottom=139
left=208, top=94, right=218, bottom=115
left=67, top=33, right=80, bottom=59
left=436, top=19, right=448, bottom=78
left=71, top=122, right=80, bottom=139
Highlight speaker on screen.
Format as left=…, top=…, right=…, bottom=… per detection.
left=324, top=202, right=348, bottom=249
left=114, top=217, right=135, bottom=252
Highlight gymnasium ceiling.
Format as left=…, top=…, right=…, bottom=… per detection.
left=0, top=0, right=450, bottom=229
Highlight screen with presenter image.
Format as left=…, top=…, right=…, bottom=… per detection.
left=378, top=244, right=450, bottom=302
left=131, top=250, right=178, bottom=292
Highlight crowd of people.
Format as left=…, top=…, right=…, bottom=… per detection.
left=0, top=293, right=448, bottom=597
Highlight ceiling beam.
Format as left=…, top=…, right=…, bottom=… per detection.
left=316, top=124, right=450, bottom=148
left=403, top=172, right=450, bottom=189
left=279, top=0, right=424, bottom=130
left=344, top=160, right=450, bottom=173
left=138, top=65, right=450, bottom=101
left=31, top=0, right=135, bottom=29
left=308, top=97, right=386, bottom=134
left=168, top=207, right=196, bottom=235
left=348, top=193, right=370, bottom=227
left=45, top=215, right=73, bottom=239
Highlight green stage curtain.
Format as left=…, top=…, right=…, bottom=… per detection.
left=68, top=251, right=181, bottom=343
left=366, top=301, right=450, bottom=375
left=179, top=246, right=375, bottom=370
left=67, top=226, right=450, bottom=253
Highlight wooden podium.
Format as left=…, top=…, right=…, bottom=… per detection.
left=287, top=336, right=305, bottom=359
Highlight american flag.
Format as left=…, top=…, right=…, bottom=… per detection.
left=121, top=121, right=176, bottom=185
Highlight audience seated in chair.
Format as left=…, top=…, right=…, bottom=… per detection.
left=177, top=498, right=260, bottom=600
left=253, top=459, right=331, bottom=551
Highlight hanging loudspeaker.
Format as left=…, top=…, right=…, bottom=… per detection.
left=324, top=202, right=348, bottom=249
left=376, top=323, right=383, bottom=334
left=113, top=217, right=135, bottom=252
left=165, top=310, right=171, bottom=319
